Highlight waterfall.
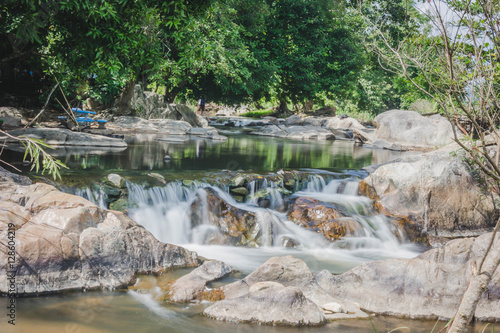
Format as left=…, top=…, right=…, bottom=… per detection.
left=75, top=187, right=108, bottom=209
left=73, top=173, right=419, bottom=266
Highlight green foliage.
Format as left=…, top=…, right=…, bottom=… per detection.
left=240, top=109, right=276, bottom=119
left=20, top=136, right=68, bottom=180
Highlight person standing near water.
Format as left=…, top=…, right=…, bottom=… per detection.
left=197, top=96, right=206, bottom=116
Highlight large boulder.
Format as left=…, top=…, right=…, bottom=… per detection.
left=189, top=188, right=267, bottom=246
left=129, top=85, right=164, bottom=119
left=2, top=128, right=127, bottom=147
left=358, top=110, right=456, bottom=150
left=204, top=283, right=326, bottom=326
left=0, top=171, right=198, bottom=295
left=315, top=232, right=500, bottom=321
left=204, top=256, right=367, bottom=325
left=360, top=146, right=498, bottom=239
left=168, top=260, right=232, bottom=302
left=158, top=104, right=203, bottom=127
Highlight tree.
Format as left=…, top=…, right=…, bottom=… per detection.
left=359, top=0, right=500, bottom=331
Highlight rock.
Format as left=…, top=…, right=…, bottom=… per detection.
left=359, top=146, right=499, bottom=239
left=147, top=172, right=166, bottom=185
left=323, top=116, right=365, bottom=131
left=230, top=187, right=249, bottom=196
left=287, top=197, right=363, bottom=241
left=187, top=127, right=227, bottom=141
left=2, top=128, right=127, bottom=147
left=315, top=232, right=500, bottom=321
left=231, top=176, right=247, bottom=187
left=106, top=173, right=126, bottom=188
left=373, top=110, right=455, bottom=148
left=0, top=173, right=199, bottom=295
left=159, top=104, right=202, bottom=127
left=285, top=115, right=303, bottom=126
left=303, top=117, right=323, bottom=127
left=323, top=302, right=344, bottom=314
left=109, top=116, right=192, bottom=135
left=109, top=198, right=129, bottom=212
left=250, top=125, right=335, bottom=141
left=204, top=284, right=326, bottom=326
left=168, top=260, right=232, bottom=302
left=189, top=188, right=265, bottom=246
left=128, top=84, right=164, bottom=119
left=0, top=166, right=31, bottom=185
left=212, top=256, right=367, bottom=323
left=0, top=106, right=25, bottom=127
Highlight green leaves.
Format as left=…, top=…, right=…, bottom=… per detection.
left=20, top=136, right=68, bottom=180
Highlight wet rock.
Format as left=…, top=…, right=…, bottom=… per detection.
left=0, top=171, right=199, bottom=295
left=168, top=260, right=232, bottom=302
left=1, top=128, right=127, bottom=147
left=315, top=232, right=500, bottom=321
left=109, top=198, right=129, bottom=212
left=360, top=146, right=499, bottom=239
left=147, top=172, right=167, bottom=185
left=106, top=173, right=126, bottom=188
left=209, top=256, right=367, bottom=324
left=190, top=188, right=264, bottom=246
left=287, top=197, right=363, bottom=241
left=231, top=175, right=247, bottom=187
left=230, top=187, right=249, bottom=196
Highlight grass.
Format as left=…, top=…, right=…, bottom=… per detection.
left=240, top=109, right=276, bottom=118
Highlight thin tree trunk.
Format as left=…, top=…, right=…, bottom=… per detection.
left=447, top=224, right=500, bottom=332
left=25, top=82, right=59, bottom=128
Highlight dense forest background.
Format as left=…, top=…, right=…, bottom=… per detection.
left=0, top=0, right=431, bottom=118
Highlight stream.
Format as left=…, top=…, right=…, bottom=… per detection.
left=1, top=133, right=496, bottom=333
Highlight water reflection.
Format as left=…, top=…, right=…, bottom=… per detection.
left=3, top=133, right=413, bottom=177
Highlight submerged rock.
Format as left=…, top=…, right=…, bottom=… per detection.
left=0, top=169, right=198, bottom=295
left=315, top=232, right=500, bottom=321
left=204, top=256, right=367, bottom=325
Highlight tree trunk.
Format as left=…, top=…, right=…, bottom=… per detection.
left=278, top=99, right=290, bottom=114
left=447, top=230, right=500, bottom=332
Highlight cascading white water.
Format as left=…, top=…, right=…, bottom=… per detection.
left=75, top=187, right=108, bottom=209
left=73, top=173, right=421, bottom=276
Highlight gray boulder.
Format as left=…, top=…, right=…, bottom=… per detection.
left=0, top=173, right=198, bottom=295
left=285, top=115, right=303, bottom=126
left=204, top=283, right=326, bottom=326
left=168, top=260, right=232, bottom=302
left=373, top=110, right=455, bottom=149
left=2, top=128, right=127, bottom=147
left=360, top=145, right=498, bottom=239
left=216, top=256, right=367, bottom=322
left=0, top=106, right=25, bottom=127
left=187, top=127, right=227, bottom=141
left=323, top=116, right=365, bottom=131
left=109, top=116, right=192, bottom=134
left=316, top=232, right=500, bottom=321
